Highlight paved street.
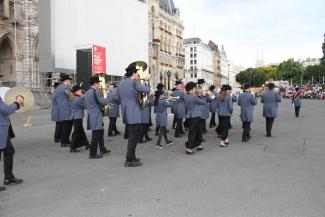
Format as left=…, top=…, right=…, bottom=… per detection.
left=0, top=99, right=325, bottom=217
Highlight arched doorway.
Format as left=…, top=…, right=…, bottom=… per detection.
left=0, top=37, right=15, bottom=86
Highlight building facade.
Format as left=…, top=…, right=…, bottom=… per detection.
left=208, top=40, right=222, bottom=88
left=219, top=45, right=230, bottom=85
left=0, top=0, right=39, bottom=89
left=148, top=0, right=185, bottom=90
left=184, top=38, right=214, bottom=85
left=300, top=57, right=321, bottom=67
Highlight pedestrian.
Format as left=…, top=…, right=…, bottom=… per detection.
left=54, top=74, right=73, bottom=147
left=216, top=85, right=233, bottom=147
left=292, top=86, right=303, bottom=118
left=209, top=85, right=218, bottom=128
left=172, top=80, right=186, bottom=138
left=0, top=75, right=24, bottom=191
left=107, top=84, right=121, bottom=136
left=196, top=79, right=210, bottom=136
left=155, top=92, right=173, bottom=148
left=84, top=76, right=111, bottom=159
left=238, top=84, right=257, bottom=142
left=113, top=63, right=151, bottom=167
left=261, top=83, right=282, bottom=137
left=183, top=82, right=207, bottom=154
left=70, top=84, right=89, bottom=152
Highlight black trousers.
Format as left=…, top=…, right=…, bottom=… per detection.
left=215, top=115, right=221, bottom=135
left=90, top=129, right=106, bottom=156
left=140, top=123, right=150, bottom=141
left=186, top=117, right=201, bottom=149
left=209, top=113, right=216, bottom=127
left=61, top=120, right=72, bottom=145
left=71, top=119, right=89, bottom=150
left=157, top=127, right=169, bottom=145
left=242, top=121, right=251, bottom=139
left=124, top=124, right=129, bottom=139
left=266, top=117, right=275, bottom=136
left=198, top=119, right=205, bottom=142
left=184, top=118, right=190, bottom=130
left=175, top=118, right=183, bottom=136
left=172, top=115, right=177, bottom=129
left=126, top=124, right=142, bottom=162
left=54, top=122, right=62, bottom=143
left=108, top=117, right=118, bottom=135
left=2, top=138, right=15, bottom=179
left=295, top=106, right=301, bottom=117
left=202, top=119, right=207, bottom=134
left=219, top=116, right=230, bottom=141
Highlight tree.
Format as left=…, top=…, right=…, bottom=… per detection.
left=278, top=59, right=304, bottom=84
left=304, top=65, right=321, bottom=83
left=236, top=68, right=265, bottom=87
left=236, top=69, right=251, bottom=86
left=256, top=66, right=279, bottom=81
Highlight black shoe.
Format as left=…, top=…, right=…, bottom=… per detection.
left=85, top=145, right=89, bottom=150
left=197, top=146, right=204, bottom=151
left=181, top=131, right=186, bottom=135
left=89, top=154, right=103, bottom=159
left=266, top=134, right=272, bottom=137
left=100, top=149, right=111, bottom=155
left=175, top=134, right=182, bottom=138
left=0, top=186, right=6, bottom=191
left=125, top=161, right=142, bottom=167
left=155, top=132, right=159, bottom=136
left=114, top=131, right=121, bottom=135
left=70, top=149, right=80, bottom=153
left=61, top=144, right=70, bottom=147
left=135, top=158, right=141, bottom=162
left=4, top=177, right=23, bottom=185
left=166, top=130, right=170, bottom=133
left=166, top=141, right=173, bottom=146
left=242, top=138, right=248, bottom=142
left=107, top=133, right=115, bottom=137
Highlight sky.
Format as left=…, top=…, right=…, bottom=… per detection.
left=174, top=0, right=325, bottom=67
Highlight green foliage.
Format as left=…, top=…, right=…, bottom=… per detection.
left=256, top=66, right=278, bottom=80
left=277, top=59, right=304, bottom=84
left=236, top=68, right=266, bottom=87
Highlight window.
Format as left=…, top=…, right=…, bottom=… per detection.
left=194, top=54, right=197, bottom=58
left=194, top=60, right=197, bottom=64
left=190, top=60, right=193, bottom=64
left=194, top=73, right=197, bottom=78
left=190, top=66, right=193, bottom=70
left=194, top=47, right=197, bottom=52
left=190, top=54, right=193, bottom=58
left=190, top=47, right=193, bottom=52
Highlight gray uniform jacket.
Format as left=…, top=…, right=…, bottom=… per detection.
left=156, top=99, right=171, bottom=127
left=115, top=78, right=151, bottom=124
left=84, top=88, right=110, bottom=130
left=216, top=95, right=233, bottom=116
left=172, top=89, right=186, bottom=119
left=54, top=84, right=72, bottom=121
left=0, top=97, right=19, bottom=150
left=141, top=96, right=154, bottom=124
left=70, top=96, right=85, bottom=120
left=108, top=92, right=120, bottom=118
left=238, top=91, right=257, bottom=122
left=183, top=94, right=207, bottom=118
left=200, top=96, right=213, bottom=120
left=209, top=93, right=218, bottom=113
left=261, top=90, right=282, bottom=118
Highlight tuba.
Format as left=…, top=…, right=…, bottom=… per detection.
left=128, top=61, right=150, bottom=109
left=0, top=87, right=35, bottom=113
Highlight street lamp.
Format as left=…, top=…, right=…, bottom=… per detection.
left=227, top=64, right=230, bottom=85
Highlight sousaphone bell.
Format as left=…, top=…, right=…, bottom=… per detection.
left=0, top=87, right=35, bottom=113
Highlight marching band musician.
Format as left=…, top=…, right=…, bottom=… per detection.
left=238, top=84, right=257, bottom=142
left=0, top=74, right=24, bottom=191
left=54, top=74, right=73, bottom=147
left=51, top=82, right=61, bottom=143
left=70, top=84, right=89, bottom=153
left=107, top=84, right=121, bottom=137
left=114, top=64, right=151, bottom=167
left=216, top=85, right=233, bottom=147
left=292, top=86, right=303, bottom=118
left=172, top=80, right=186, bottom=138
left=155, top=91, right=173, bottom=149
left=84, top=76, right=111, bottom=159
left=209, top=85, right=218, bottom=128
left=154, top=83, right=165, bottom=136
left=183, top=82, right=208, bottom=154
left=261, top=83, right=282, bottom=137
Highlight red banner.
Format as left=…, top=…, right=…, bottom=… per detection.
left=92, top=45, right=106, bottom=75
